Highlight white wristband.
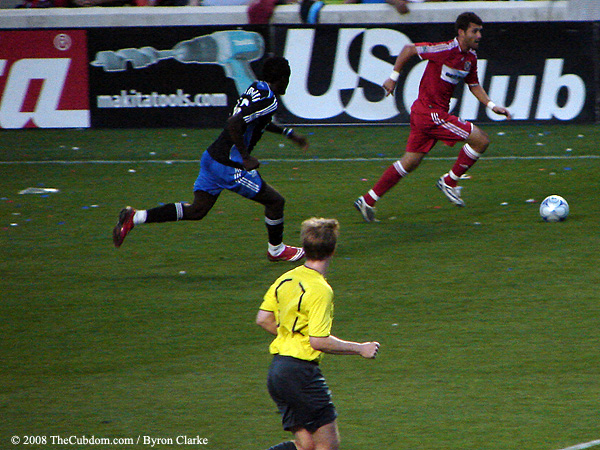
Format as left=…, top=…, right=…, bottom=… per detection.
left=487, top=101, right=496, bottom=110
left=389, top=70, right=400, bottom=82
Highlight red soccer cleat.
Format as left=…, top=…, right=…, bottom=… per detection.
left=267, top=244, right=305, bottom=262
left=113, top=206, right=136, bottom=248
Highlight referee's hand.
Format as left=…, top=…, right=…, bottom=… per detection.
left=360, top=341, right=380, bottom=359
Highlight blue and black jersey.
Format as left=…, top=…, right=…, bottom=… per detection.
left=207, top=80, right=278, bottom=169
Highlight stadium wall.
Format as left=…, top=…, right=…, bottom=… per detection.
left=1, top=1, right=599, bottom=128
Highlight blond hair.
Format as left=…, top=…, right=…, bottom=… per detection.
left=301, top=218, right=340, bottom=261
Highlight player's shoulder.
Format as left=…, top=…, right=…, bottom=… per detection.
left=286, top=265, right=329, bottom=287
left=416, top=38, right=458, bottom=55
left=301, top=267, right=333, bottom=294
left=245, top=80, right=275, bottom=102
left=272, top=265, right=305, bottom=286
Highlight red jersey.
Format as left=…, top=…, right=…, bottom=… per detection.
left=413, top=38, right=479, bottom=113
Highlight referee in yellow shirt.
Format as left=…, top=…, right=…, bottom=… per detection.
left=256, top=217, right=380, bottom=450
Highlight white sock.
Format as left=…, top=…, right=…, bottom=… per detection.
left=133, top=210, right=147, bottom=225
left=268, top=243, right=285, bottom=256
left=393, top=160, right=408, bottom=177
left=463, top=143, right=482, bottom=160
left=367, top=189, right=380, bottom=202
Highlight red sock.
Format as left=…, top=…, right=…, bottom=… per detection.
left=364, top=161, right=407, bottom=206
left=445, top=144, right=481, bottom=187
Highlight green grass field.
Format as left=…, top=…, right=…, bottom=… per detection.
left=1, top=123, right=599, bottom=450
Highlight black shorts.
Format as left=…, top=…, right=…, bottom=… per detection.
left=267, top=355, right=338, bottom=432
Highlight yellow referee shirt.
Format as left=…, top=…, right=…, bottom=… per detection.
left=260, top=265, right=334, bottom=363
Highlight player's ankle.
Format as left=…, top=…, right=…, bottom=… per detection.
left=444, top=174, right=458, bottom=188
left=268, top=242, right=285, bottom=256
left=363, top=191, right=378, bottom=207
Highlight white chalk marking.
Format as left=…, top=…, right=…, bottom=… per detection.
left=0, top=155, right=599, bottom=165
left=557, top=440, right=600, bottom=450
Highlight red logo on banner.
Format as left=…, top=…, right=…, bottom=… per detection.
left=0, top=30, right=89, bottom=129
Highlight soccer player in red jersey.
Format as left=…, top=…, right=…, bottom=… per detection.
left=355, top=12, right=511, bottom=222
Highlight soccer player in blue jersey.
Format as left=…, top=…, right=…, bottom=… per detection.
left=113, top=56, right=309, bottom=262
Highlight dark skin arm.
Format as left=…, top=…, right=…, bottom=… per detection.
left=265, top=122, right=310, bottom=151
left=227, top=113, right=311, bottom=171
left=226, top=112, right=260, bottom=171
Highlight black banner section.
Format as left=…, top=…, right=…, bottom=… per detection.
left=272, top=22, right=597, bottom=125
left=87, top=26, right=270, bottom=128
left=85, top=22, right=598, bottom=128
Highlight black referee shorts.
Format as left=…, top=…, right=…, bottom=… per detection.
left=267, top=355, right=338, bottom=433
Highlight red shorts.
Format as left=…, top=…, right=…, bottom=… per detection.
left=406, top=103, right=473, bottom=154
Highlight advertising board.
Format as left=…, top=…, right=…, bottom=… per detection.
left=0, top=29, right=89, bottom=129
left=87, top=27, right=268, bottom=128
left=0, top=20, right=596, bottom=129
left=273, top=22, right=596, bottom=125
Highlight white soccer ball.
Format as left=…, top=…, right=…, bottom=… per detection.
left=539, top=195, right=569, bottom=222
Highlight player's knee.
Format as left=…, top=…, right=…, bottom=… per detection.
left=472, top=127, right=490, bottom=150
left=480, top=134, right=490, bottom=151
left=403, top=159, right=419, bottom=172
left=269, top=193, right=285, bottom=215
left=400, top=153, right=424, bottom=172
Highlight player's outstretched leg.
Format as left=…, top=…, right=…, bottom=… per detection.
left=112, top=192, right=218, bottom=248
left=354, top=158, right=413, bottom=223
left=113, top=206, right=136, bottom=247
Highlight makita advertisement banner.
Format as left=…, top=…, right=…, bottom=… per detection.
left=87, top=27, right=267, bottom=129
left=273, top=22, right=597, bottom=125
left=0, top=22, right=596, bottom=129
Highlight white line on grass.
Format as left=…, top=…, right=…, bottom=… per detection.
left=557, top=440, right=600, bottom=450
left=1, top=155, right=599, bottom=165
